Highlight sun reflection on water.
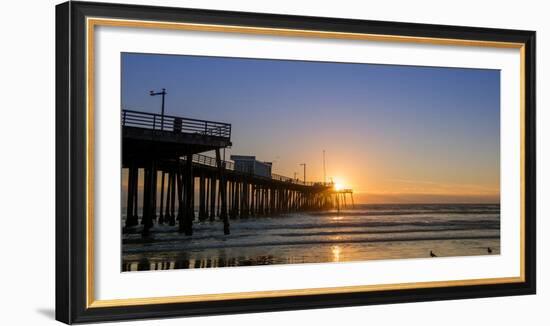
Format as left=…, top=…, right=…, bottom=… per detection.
left=331, top=245, right=341, bottom=262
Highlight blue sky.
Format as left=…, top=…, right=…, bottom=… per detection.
left=122, top=52, right=500, bottom=203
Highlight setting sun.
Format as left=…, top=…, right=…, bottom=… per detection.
left=334, top=183, right=345, bottom=191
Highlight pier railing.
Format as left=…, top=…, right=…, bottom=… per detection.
left=182, top=153, right=235, bottom=171
left=183, top=154, right=329, bottom=187
left=122, top=109, right=231, bottom=139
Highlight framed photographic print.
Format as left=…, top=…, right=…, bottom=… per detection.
left=55, top=1, right=536, bottom=324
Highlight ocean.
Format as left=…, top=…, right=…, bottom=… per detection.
left=122, top=203, right=500, bottom=272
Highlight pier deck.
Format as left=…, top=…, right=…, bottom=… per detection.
left=122, top=109, right=232, bottom=163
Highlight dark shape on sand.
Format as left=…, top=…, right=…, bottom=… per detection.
left=430, top=250, right=437, bottom=257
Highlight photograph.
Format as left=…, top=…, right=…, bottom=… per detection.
left=121, top=52, right=501, bottom=272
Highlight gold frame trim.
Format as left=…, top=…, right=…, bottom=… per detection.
left=85, top=17, right=527, bottom=309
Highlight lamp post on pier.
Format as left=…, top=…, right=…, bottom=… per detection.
left=150, top=88, right=167, bottom=130
left=299, top=163, right=306, bottom=184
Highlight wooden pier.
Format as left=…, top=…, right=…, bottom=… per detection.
left=334, top=188, right=354, bottom=211
left=122, top=109, right=346, bottom=236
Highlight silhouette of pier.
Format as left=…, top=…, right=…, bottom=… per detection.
left=122, top=109, right=350, bottom=236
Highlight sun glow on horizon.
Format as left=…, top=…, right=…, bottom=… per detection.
left=332, top=177, right=348, bottom=191
left=334, top=183, right=345, bottom=191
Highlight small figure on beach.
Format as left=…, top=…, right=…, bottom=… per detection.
left=430, top=250, right=437, bottom=257
left=487, top=247, right=492, bottom=254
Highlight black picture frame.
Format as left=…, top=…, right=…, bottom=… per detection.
left=56, top=1, right=536, bottom=324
